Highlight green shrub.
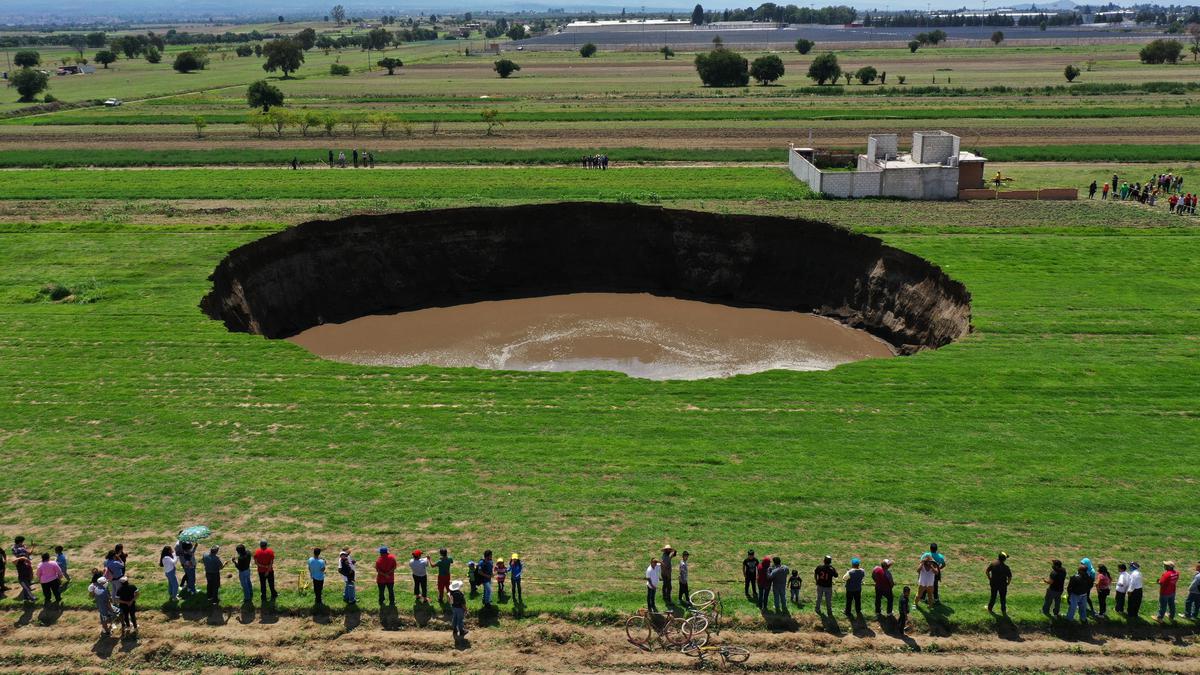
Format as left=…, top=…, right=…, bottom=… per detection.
left=330, top=63, right=350, bottom=75
left=795, top=39, right=814, bottom=54
left=695, top=48, right=749, bottom=87
left=1140, top=38, right=1184, bottom=64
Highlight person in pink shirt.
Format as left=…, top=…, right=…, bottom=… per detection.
left=36, top=552, right=64, bottom=605
left=1157, top=561, right=1180, bottom=622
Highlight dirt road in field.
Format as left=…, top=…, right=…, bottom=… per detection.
left=0, top=608, right=1196, bottom=672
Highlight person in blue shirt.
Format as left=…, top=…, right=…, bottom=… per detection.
left=924, top=543, right=946, bottom=603
left=104, top=549, right=126, bottom=600
left=308, top=548, right=327, bottom=607
left=509, top=553, right=523, bottom=605
left=479, top=551, right=495, bottom=606
left=55, top=546, right=69, bottom=583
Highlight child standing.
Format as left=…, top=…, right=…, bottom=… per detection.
left=789, top=569, right=802, bottom=606
left=899, top=586, right=911, bottom=633
left=467, top=560, right=478, bottom=596
left=494, top=559, right=508, bottom=600
left=55, top=546, right=69, bottom=583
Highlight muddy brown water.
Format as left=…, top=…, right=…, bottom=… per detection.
left=288, top=293, right=894, bottom=380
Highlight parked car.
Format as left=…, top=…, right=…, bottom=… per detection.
left=103, top=98, right=122, bottom=107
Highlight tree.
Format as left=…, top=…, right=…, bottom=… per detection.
left=795, top=38, right=814, bottom=55
left=343, top=112, right=366, bottom=136
left=580, top=42, right=597, bottom=58
left=193, top=115, right=207, bottom=138
left=1064, top=64, right=1080, bottom=82
left=691, top=3, right=705, bottom=25
left=173, top=51, right=208, bottom=73
left=262, top=39, right=305, bottom=78
left=991, top=30, right=1005, bottom=46
left=254, top=44, right=263, bottom=57
left=277, top=15, right=285, bottom=23
left=365, top=28, right=392, bottom=65
left=749, top=54, right=785, bottom=85
left=660, top=45, right=675, bottom=60
left=1140, top=38, right=1184, bottom=64
left=332, top=4, right=346, bottom=25
left=330, top=63, right=350, bottom=75
left=246, top=112, right=268, bottom=137
left=481, top=108, right=502, bottom=135
left=377, top=57, right=403, bottom=74
left=246, top=80, right=284, bottom=111
left=94, top=50, right=117, bottom=68
left=712, top=35, right=723, bottom=47
left=316, top=36, right=335, bottom=54
left=11, top=68, right=48, bottom=102
left=69, top=35, right=86, bottom=58
left=927, top=29, right=947, bottom=45
left=299, top=111, right=321, bottom=136
left=370, top=112, right=395, bottom=136
left=295, top=27, right=318, bottom=51
left=694, top=48, right=749, bottom=87
left=493, top=58, right=521, bottom=78
left=915, top=32, right=930, bottom=45
left=506, top=25, right=527, bottom=40
left=85, top=32, right=107, bottom=48
left=145, top=46, right=161, bottom=63
left=854, top=65, right=878, bottom=84
left=322, top=113, right=338, bottom=136
left=806, top=52, right=841, bottom=85
left=267, top=108, right=293, bottom=136
left=236, top=45, right=254, bottom=57
left=908, top=40, right=921, bottom=53
left=13, top=51, right=39, bottom=68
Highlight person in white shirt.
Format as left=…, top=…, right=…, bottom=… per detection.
left=1127, top=562, right=1145, bottom=617
left=410, top=550, right=430, bottom=603
left=644, top=558, right=660, bottom=612
left=159, top=546, right=179, bottom=603
left=1115, top=563, right=1131, bottom=614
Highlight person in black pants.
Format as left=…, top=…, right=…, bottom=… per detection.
left=986, top=552, right=1012, bottom=615
left=742, top=550, right=758, bottom=599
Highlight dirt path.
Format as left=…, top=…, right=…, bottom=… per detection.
left=1, top=607, right=1196, bottom=672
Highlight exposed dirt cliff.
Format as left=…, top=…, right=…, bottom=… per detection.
left=200, top=203, right=972, bottom=354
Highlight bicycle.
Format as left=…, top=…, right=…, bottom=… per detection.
left=680, top=640, right=751, bottom=666
left=625, top=608, right=706, bottom=651
left=686, top=589, right=724, bottom=635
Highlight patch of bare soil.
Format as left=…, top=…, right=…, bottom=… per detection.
left=0, top=608, right=1196, bottom=673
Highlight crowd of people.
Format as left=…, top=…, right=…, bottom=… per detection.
left=582, top=154, right=609, bottom=170
left=285, top=149, right=378, bottom=170
left=644, top=544, right=1200, bottom=633
left=1088, top=172, right=1198, bottom=214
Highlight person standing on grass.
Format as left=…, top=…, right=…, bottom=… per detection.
left=0, top=545, right=7, bottom=591
left=479, top=550, right=495, bottom=607
left=756, top=556, right=771, bottom=610
left=1112, top=173, right=1118, bottom=194
left=179, top=541, right=197, bottom=597
left=103, top=549, right=125, bottom=600
left=253, top=540, right=277, bottom=603
left=813, top=555, right=836, bottom=615
left=986, top=552, right=1012, bottom=615
left=36, top=552, right=64, bottom=604
left=115, top=575, right=139, bottom=636
left=160, top=546, right=178, bottom=602
left=467, top=560, right=478, bottom=596
left=742, top=550, right=758, bottom=599
left=328, top=150, right=333, bottom=168
left=233, top=544, right=253, bottom=605
left=54, top=546, right=69, bottom=584
left=898, top=586, right=912, bottom=634
left=1066, top=564, right=1092, bottom=625
left=1185, top=562, right=1200, bottom=620
left=1081, top=557, right=1097, bottom=617
left=450, top=580, right=468, bottom=638
left=644, top=557, right=661, bottom=612
left=924, top=543, right=946, bottom=603
left=1043, top=559, right=1066, bottom=616
left=352, top=149, right=359, bottom=169
left=410, top=549, right=430, bottom=603
left=494, top=558, right=507, bottom=601
left=916, top=554, right=938, bottom=607
left=1089, top=180, right=1097, bottom=199
left=660, top=545, right=676, bottom=606
left=1115, top=562, right=1130, bottom=614
left=89, top=576, right=115, bottom=637
left=1096, top=565, right=1112, bottom=617
left=340, top=548, right=357, bottom=605
left=770, top=557, right=790, bottom=614
left=308, top=548, right=326, bottom=607
left=1157, top=561, right=1179, bottom=622
left=1102, top=182, right=1110, bottom=200
left=1127, top=562, right=1145, bottom=617
left=434, top=548, right=453, bottom=603
left=202, top=546, right=224, bottom=606
left=376, top=546, right=397, bottom=606
left=509, top=554, right=524, bottom=605
left=842, top=558, right=865, bottom=618
left=338, top=151, right=345, bottom=168
left=677, top=550, right=690, bottom=606
left=789, top=569, right=802, bottom=607
left=873, top=559, right=894, bottom=616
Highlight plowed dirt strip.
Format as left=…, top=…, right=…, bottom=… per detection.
left=0, top=609, right=1195, bottom=673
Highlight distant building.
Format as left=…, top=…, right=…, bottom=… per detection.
left=56, top=64, right=95, bottom=75
left=789, top=131, right=986, bottom=200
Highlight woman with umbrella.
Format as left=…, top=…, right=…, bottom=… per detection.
left=176, top=526, right=211, bottom=597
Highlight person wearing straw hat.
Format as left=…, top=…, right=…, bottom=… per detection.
left=509, top=553, right=523, bottom=605
left=1156, top=561, right=1180, bottom=622
left=88, top=575, right=116, bottom=637
left=660, top=545, right=676, bottom=606
left=986, top=552, right=1012, bottom=615
left=449, top=580, right=468, bottom=638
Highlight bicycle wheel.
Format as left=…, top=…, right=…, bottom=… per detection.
left=625, top=615, right=652, bottom=650
left=689, top=589, right=716, bottom=608
left=684, top=614, right=709, bottom=636
left=722, top=646, right=751, bottom=663
left=680, top=640, right=703, bottom=658
left=664, top=617, right=693, bottom=647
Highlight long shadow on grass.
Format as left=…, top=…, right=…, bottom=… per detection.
left=915, top=602, right=954, bottom=637
left=992, top=614, right=1023, bottom=642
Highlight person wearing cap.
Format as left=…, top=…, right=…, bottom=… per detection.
left=433, top=549, right=454, bottom=603
left=770, top=556, right=791, bottom=614
left=1042, top=559, right=1066, bottom=616
left=1185, top=561, right=1200, bottom=620
left=1156, top=561, right=1180, bottom=622
left=742, top=550, right=758, bottom=600
left=410, top=550, right=430, bottom=604
left=233, top=544, right=253, bottom=605
left=985, top=552, right=1012, bottom=615
left=644, top=557, right=661, bottom=612
left=677, top=551, right=690, bottom=607
left=660, top=546, right=676, bottom=606
left=813, top=555, right=836, bottom=615
left=1127, top=562, right=1145, bottom=617
left=115, top=573, right=139, bottom=636
left=479, top=550, right=495, bottom=606
left=842, top=558, right=865, bottom=618
left=253, top=539, right=277, bottom=603
left=308, top=548, right=327, bottom=607
left=449, top=579, right=468, bottom=638
left=509, top=554, right=523, bottom=605
left=872, top=559, right=894, bottom=616
left=923, top=543, right=946, bottom=604
left=339, top=548, right=357, bottom=605
left=376, top=546, right=397, bottom=606
left=201, top=545, right=224, bottom=606
left=88, top=575, right=116, bottom=637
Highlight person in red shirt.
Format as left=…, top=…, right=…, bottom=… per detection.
left=253, top=540, right=277, bottom=603
left=1157, top=561, right=1180, bottom=622
left=376, top=546, right=397, bottom=606
left=756, top=557, right=771, bottom=610
left=872, top=559, right=895, bottom=616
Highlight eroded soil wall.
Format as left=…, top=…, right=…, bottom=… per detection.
left=200, top=203, right=972, bottom=354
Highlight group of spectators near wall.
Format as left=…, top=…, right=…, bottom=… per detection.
left=1089, top=172, right=1198, bottom=214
